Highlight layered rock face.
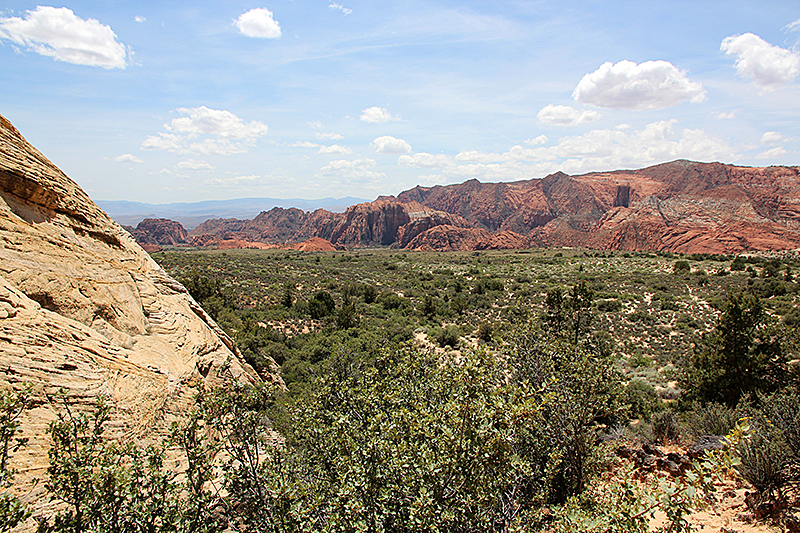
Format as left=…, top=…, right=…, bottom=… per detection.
left=182, top=160, right=800, bottom=254
left=0, top=114, right=263, bottom=516
left=127, top=217, right=189, bottom=247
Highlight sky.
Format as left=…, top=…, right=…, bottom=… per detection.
left=1, top=1, right=799, bottom=204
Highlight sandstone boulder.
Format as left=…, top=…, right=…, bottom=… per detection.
left=0, top=113, right=269, bottom=520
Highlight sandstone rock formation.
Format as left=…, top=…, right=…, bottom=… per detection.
left=0, top=113, right=267, bottom=520
left=181, top=160, right=800, bottom=254
left=126, top=217, right=189, bottom=247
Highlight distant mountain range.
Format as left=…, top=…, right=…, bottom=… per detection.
left=97, top=196, right=368, bottom=229
left=127, top=160, right=800, bottom=255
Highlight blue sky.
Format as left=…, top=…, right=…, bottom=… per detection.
left=1, top=1, right=799, bottom=204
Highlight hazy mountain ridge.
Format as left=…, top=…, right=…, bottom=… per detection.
left=99, top=196, right=367, bottom=229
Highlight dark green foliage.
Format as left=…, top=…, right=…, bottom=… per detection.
left=682, top=401, right=746, bottom=438
left=0, top=387, right=30, bottom=530
left=596, top=299, right=622, bottom=313
left=543, top=282, right=594, bottom=344
left=377, top=291, right=405, bottom=310
left=308, top=290, right=335, bottom=319
left=621, top=379, right=663, bottom=420
left=433, top=325, right=460, bottom=348
left=673, top=260, right=691, bottom=273
left=649, top=409, right=682, bottom=445
left=38, top=395, right=223, bottom=533
left=682, top=291, right=787, bottom=405
left=281, top=282, right=295, bottom=308
left=335, top=301, right=359, bottom=330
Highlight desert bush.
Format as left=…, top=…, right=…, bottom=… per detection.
left=673, top=260, right=690, bottom=273
left=433, top=325, right=460, bottom=348
left=621, top=379, right=663, bottom=421
left=649, top=409, right=682, bottom=445
left=0, top=387, right=30, bottom=530
left=307, top=290, right=335, bottom=319
left=682, top=291, right=787, bottom=405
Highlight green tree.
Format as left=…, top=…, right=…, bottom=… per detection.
left=307, top=290, right=335, bottom=319
left=682, top=291, right=787, bottom=405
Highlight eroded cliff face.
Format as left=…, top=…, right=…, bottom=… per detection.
left=0, top=114, right=265, bottom=517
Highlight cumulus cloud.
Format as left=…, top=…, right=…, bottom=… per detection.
left=167, top=106, right=268, bottom=138
left=371, top=136, right=412, bottom=154
left=318, top=144, right=352, bottom=154
left=398, top=153, right=452, bottom=168
left=142, top=107, right=268, bottom=155
left=756, top=146, right=788, bottom=159
left=112, top=153, right=142, bottom=163
left=0, top=6, right=128, bottom=68
left=134, top=15, right=146, bottom=23
left=407, top=120, right=739, bottom=184
left=176, top=159, right=214, bottom=171
left=235, top=8, right=281, bottom=39
left=360, top=106, right=401, bottom=123
left=537, top=104, right=601, bottom=126
left=317, top=158, right=386, bottom=184
left=573, top=60, right=706, bottom=110
left=761, top=131, right=784, bottom=145
left=721, top=33, right=800, bottom=91
left=316, top=132, right=344, bottom=140
left=525, top=135, right=548, bottom=146
left=289, top=141, right=320, bottom=148
left=329, top=3, right=353, bottom=15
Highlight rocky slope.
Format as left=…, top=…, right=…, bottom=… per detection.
left=182, top=160, right=800, bottom=254
left=0, top=113, right=268, bottom=520
left=125, top=217, right=189, bottom=247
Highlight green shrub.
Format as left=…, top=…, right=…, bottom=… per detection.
left=673, top=260, right=691, bottom=273
left=308, top=290, right=335, bottom=319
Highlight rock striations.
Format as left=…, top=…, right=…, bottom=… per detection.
left=186, top=160, right=800, bottom=254
left=0, top=114, right=267, bottom=519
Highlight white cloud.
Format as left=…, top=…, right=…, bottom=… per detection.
left=143, top=107, right=268, bottom=155
left=756, top=146, right=788, bottom=159
left=0, top=6, right=128, bottom=68
left=320, top=159, right=376, bottom=172
left=761, top=131, right=784, bottom=145
left=712, top=111, right=737, bottom=120
left=398, top=153, right=452, bottom=168
left=176, top=159, right=214, bottom=171
left=205, top=175, right=263, bottom=187
left=235, top=8, right=281, bottom=39
left=537, top=104, right=601, bottom=126
left=360, top=106, right=401, bottom=123
left=142, top=133, right=183, bottom=151
left=784, top=19, right=800, bottom=32
left=721, top=33, right=800, bottom=91
left=329, top=3, right=353, bottom=15
left=316, top=132, right=344, bottom=140
left=371, top=135, right=412, bottom=154
left=112, top=153, right=142, bottom=163
left=525, top=135, right=548, bottom=146
left=167, top=106, right=268, bottom=139
left=573, top=60, right=706, bottom=110
left=318, top=144, right=352, bottom=154
left=416, top=120, right=739, bottom=184
left=186, top=139, right=248, bottom=156
left=134, top=15, right=146, bottom=23
left=318, top=158, right=386, bottom=184
left=289, top=141, right=320, bottom=148
left=308, top=121, right=323, bottom=129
